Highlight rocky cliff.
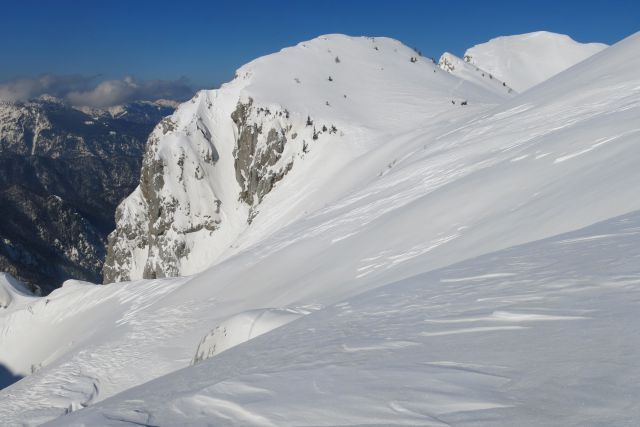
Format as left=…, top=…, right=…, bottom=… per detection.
left=103, top=93, right=315, bottom=282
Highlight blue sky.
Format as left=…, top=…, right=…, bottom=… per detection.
left=1, top=0, right=638, bottom=97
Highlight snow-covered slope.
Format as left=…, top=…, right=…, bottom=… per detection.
left=49, top=209, right=640, bottom=427
left=1, top=31, right=639, bottom=426
left=103, top=35, right=508, bottom=283
left=439, top=52, right=516, bottom=96
left=464, top=31, right=607, bottom=92
left=0, top=273, right=35, bottom=309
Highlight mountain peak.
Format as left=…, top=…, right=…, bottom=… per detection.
left=103, top=33, right=512, bottom=283
left=463, top=31, right=607, bottom=91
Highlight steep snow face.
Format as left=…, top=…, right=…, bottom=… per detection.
left=464, top=31, right=607, bottom=92
left=104, top=34, right=506, bottom=283
left=439, top=52, right=516, bottom=96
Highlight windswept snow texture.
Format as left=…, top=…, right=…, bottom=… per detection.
left=1, top=32, right=640, bottom=426
left=464, top=31, right=607, bottom=92
left=103, top=34, right=508, bottom=283
left=48, top=210, right=640, bottom=427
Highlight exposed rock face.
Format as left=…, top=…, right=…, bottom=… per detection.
left=0, top=97, right=174, bottom=293
left=103, top=92, right=226, bottom=282
left=103, top=94, right=304, bottom=283
left=231, top=99, right=293, bottom=208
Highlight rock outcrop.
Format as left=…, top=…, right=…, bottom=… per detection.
left=231, top=99, right=294, bottom=209
left=103, top=93, right=307, bottom=282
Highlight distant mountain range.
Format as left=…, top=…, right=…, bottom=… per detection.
left=0, top=96, right=175, bottom=293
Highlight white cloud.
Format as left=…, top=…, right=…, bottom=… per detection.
left=0, top=75, right=94, bottom=102
left=0, top=74, right=194, bottom=107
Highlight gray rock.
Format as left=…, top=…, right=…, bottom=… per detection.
left=103, top=96, right=300, bottom=283
left=232, top=99, right=293, bottom=207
